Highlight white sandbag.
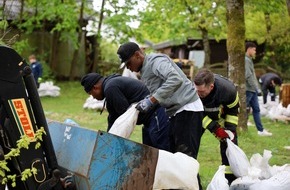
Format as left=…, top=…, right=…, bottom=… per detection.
left=270, top=164, right=290, bottom=176
left=108, top=104, right=139, bottom=138
left=230, top=176, right=261, bottom=189
left=226, top=139, right=251, bottom=177
left=153, top=150, right=199, bottom=190
left=206, top=165, right=229, bottom=190
left=249, top=150, right=272, bottom=179
left=38, top=81, right=60, bottom=97
left=122, top=67, right=139, bottom=80
left=249, top=171, right=290, bottom=190
left=83, top=95, right=105, bottom=110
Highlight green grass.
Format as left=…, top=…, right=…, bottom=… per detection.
left=41, top=81, right=290, bottom=188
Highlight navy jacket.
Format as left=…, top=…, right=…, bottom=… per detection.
left=102, top=74, right=153, bottom=130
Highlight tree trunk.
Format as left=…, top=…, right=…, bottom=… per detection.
left=91, top=0, right=105, bottom=73
left=50, top=31, right=61, bottom=72
left=287, top=0, right=290, bottom=16
left=199, top=26, right=211, bottom=68
left=226, top=0, right=247, bottom=131
left=69, top=0, right=84, bottom=80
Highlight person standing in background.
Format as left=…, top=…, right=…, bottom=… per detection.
left=29, top=54, right=43, bottom=88
left=259, top=72, right=282, bottom=104
left=245, top=42, right=272, bottom=136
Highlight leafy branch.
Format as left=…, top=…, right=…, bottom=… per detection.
left=0, top=127, right=46, bottom=187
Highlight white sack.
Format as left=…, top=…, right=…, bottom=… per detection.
left=249, top=171, right=290, bottom=190
left=108, top=104, right=139, bottom=138
left=226, top=139, right=251, bottom=177
left=249, top=150, right=272, bottom=179
left=230, top=176, right=261, bottom=189
left=206, top=165, right=229, bottom=190
left=153, top=150, right=199, bottom=190
left=38, top=81, right=60, bottom=97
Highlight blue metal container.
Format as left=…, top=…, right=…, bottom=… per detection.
left=48, top=120, right=159, bottom=190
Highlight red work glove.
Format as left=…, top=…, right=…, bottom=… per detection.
left=213, top=125, right=229, bottom=141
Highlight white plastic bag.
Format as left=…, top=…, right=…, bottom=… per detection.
left=108, top=104, right=139, bottom=138
left=206, top=165, right=229, bottom=190
left=226, top=139, right=251, bottom=177
left=230, top=176, right=261, bottom=189
left=249, top=171, right=290, bottom=190
left=249, top=150, right=272, bottom=179
left=153, top=150, right=200, bottom=190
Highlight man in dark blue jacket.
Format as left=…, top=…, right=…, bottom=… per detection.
left=259, top=73, right=282, bottom=104
left=80, top=73, right=170, bottom=151
left=29, top=54, right=43, bottom=88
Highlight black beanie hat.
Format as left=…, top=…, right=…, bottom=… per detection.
left=81, top=73, right=103, bottom=93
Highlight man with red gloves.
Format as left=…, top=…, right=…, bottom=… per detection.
left=194, top=69, right=239, bottom=184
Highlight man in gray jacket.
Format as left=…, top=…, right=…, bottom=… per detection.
left=245, top=42, right=272, bottom=136
left=117, top=42, right=204, bottom=188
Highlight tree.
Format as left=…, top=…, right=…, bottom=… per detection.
left=226, top=0, right=247, bottom=130
left=244, top=0, right=290, bottom=73
left=137, top=0, right=227, bottom=67
left=69, top=0, right=85, bottom=80
left=287, top=0, right=290, bottom=16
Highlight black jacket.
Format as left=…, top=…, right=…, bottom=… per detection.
left=102, top=74, right=153, bottom=130
left=259, top=73, right=282, bottom=89
left=200, top=74, right=239, bottom=132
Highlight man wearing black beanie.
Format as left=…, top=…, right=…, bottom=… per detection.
left=81, top=73, right=170, bottom=151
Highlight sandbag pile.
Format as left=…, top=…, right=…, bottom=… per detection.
left=207, top=139, right=290, bottom=190
left=83, top=95, right=105, bottom=110
left=258, top=95, right=290, bottom=120
left=38, top=81, right=60, bottom=97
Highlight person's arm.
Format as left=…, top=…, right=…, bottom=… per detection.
left=245, top=58, right=259, bottom=90
left=151, top=56, right=183, bottom=103
left=223, top=92, right=239, bottom=130
left=245, top=59, right=257, bottom=89
left=105, top=87, right=131, bottom=129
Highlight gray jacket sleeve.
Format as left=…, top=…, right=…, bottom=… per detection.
left=245, top=57, right=259, bottom=91
left=151, top=57, right=183, bottom=102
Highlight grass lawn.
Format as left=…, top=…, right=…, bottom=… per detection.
left=41, top=81, right=290, bottom=188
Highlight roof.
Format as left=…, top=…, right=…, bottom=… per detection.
left=152, top=39, right=186, bottom=50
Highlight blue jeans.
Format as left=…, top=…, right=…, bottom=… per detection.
left=246, top=91, right=264, bottom=132
left=142, top=107, right=170, bottom=151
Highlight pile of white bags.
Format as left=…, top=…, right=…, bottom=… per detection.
left=207, top=139, right=290, bottom=190
left=38, top=81, right=60, bottom=97
left=83, top=95, right=105, bottom=110
left=259, top=95, right=290, bottom=119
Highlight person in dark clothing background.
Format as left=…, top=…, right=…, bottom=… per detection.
left=80, top=73, right=170, bottom=151
left=28, top=54, right=43, bottom=88
left=259, top=72, right=282, bottom=104
left=194, top=69, right=239, bottom=185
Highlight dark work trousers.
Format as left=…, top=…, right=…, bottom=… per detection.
left=262, top=86, right=276, bottom=104
left=220, top=129, right=238, bottom=184
left=169, top=110, right=204, bottom=190
left=142, top=107, right=170, bottom=151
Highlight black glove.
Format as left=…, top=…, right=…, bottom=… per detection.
left=136, top=97, right=155, bottom=113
